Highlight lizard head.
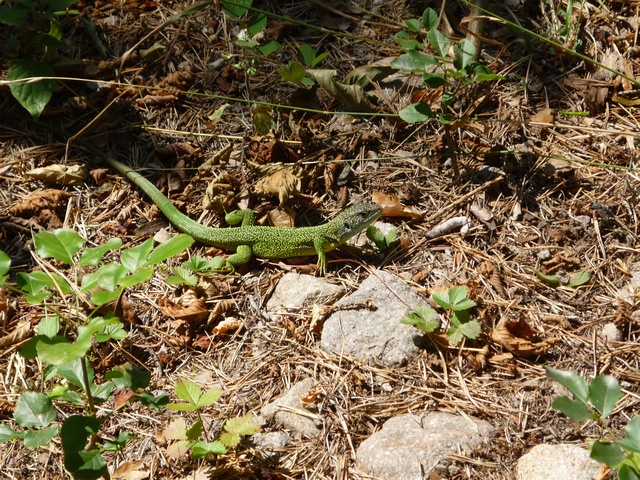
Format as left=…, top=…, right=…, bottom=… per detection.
left=334, top=202, right=383, bottom=244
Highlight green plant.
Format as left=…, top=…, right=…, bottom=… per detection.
left=2, top=0, right=80, bottom=119
left=402, top=285, right=481, bottom=344
left=0, top=229, right=193, bottom=479
left=366, top=225, right=397, bottom=251
left=167, top=254, right=228, bottom=286
left=164, top=379, right=261, bottom=459
left=546, top=366, right=640, bottom=478
left=390, top=7, right=503, bottom=124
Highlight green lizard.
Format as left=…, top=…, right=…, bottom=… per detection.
left=91, top=146, right=382, bottom=274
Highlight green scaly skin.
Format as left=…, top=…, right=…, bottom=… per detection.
left=102, top=153, right=382, bottom=274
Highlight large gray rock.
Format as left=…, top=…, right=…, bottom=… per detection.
left=515, top=444, right=601, bottom=480
left=320, top=269, right=426, bottom=366
left=266, top=272, right=346, bottom=319
left=356, top=412, right=493, bottom=479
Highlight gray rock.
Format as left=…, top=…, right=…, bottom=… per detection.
left=515, top=444, right=601, bottom=480
left=356, top=412, right=493, bottom=480
left=261, top=378, right=321, bottom=438
left=320, top=269, right=426, bottom=366
left=249, top=431, right=290, bottom=459
left=266, top=272, right=345, bottom=319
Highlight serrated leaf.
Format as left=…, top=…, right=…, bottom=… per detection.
left=7, top=60, right=57, bottom=119
left=458, top=319, right=481, bottom=339
left=14, top=392, right=56, bottom=428
left=399, top=102, right=434, bottom=123
left=432, top=292, right=451, bottom=309
left=190, top=440, right=226, bottom=458
left=590, top=375, right=622, bottom=418
left=186, top=419, right=203, bottom=441
left=163, top=418, right=188, bottom=441
left=167, top=266, right=197, bottom=286
left=78, top=238, right=122, bottom=267
left=552, top=396, right=590, bottom=422
left=198, top=387, right=223, bottom=407
left=33, top=229, right=84, bottom=265
left=448, top=286, right=473, bottom=309
left=545, top=366, right=589, bottom=404
left=446, top=325, right=464, bottom=344
left=225, top=413, right=261, bottom=437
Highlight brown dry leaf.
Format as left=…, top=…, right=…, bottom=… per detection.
left=112, top=460, right=149, bottom=480
left=159, top=296, right=208, bottom=324
left=267, top=206, right=296, bottom=228
left=155, top=142, right=197, bottom=162
left=25, top=164, right=87, bottom=186
left=372, top=192, right=423, bottom=219
left=254, top=167, right=302, bottom=205
left=212, top=317, right=244, bottom=335
left=113, top=389, right=134, bottom=409
left=162, top=418, right=188, bottom=441
left=198, top=145, right=233, bottom=173
left=491, top=319, right=560, bottom=358
left=531, top=108, right=555, bottom=124
left=156, top=68, right=195, bottom=90
left=135, top=94, right=179, bottom=106
left=203, top=172, right=239, bottom=213
left=166, top=440, right=190, bottom=459
left=300, top=387, right=322, bottom=407
left=10, top=189, right=71, bottom=216
left=0, top=321, right=32, bottom=348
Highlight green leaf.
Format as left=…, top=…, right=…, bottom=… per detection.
left=120, top=238, right=154, bottom=272
left=0, top=6, right=28, bottom=25
left=278, top=61, right=306, bottom=83
left=545, top=366, right=589, bottom=404
left=58, top=358, right=94, bottom=390
left=311, top=51, right=329, bottom=67
left=225, top=413, right=261, bottom=437
left=405, top=18, right=422, bottom=33
left=78, top=238, right=122, bottom=267
left=298, top=44, right=316, bottom=66
left=421, top=72, right=448, bottom=88
left=94, top=321, right=127, bottom=342
left=81, top=262, right=128, bottom=292
left=33, top=229, right=84, bottom=264
left=398, top=102, right=434, bottom=123
left=168, top=379, right=201, bottom=411
left=258, top=40, right=281, bottom=56
left=167, top=267, right=198, bottom=286
left=91, top=381, right=115, bottom=403
left=186, top=419, right=203, bottom=440
left=252, top=105, right=274, bottom=135
left=427, top=28, right=450, bottom=57
left=17, top=270, right=70, bottom=295
left=23, top=425, right=59, bottom=449
left=589, top=375, right=622, bottom=418
left=147, top=234, right=194, bottom=266
left=401, top=306, right=439, bottom=333
left=535, top=269, right=561, bottom=286
left=432, top=291, right=451, bottom=310
left=453, top=38, right=475, bottom=72
left=38, top=315, right=60, bottom=338
left=221, top=0, right=252, bottom=18
left=569, top=270, right=591, bottom=288
left=105, top=364, right=151, bottom=391
left=191, top=440, right=227, bottom=458
left=591, top=440, right=626, bottom=468
left=135, top=392, right=170, bottom=410
left=7, top=59, right=57, bottom=119
left=64, top=449, right=108, bottom=480
left=90, top=289, right=122, bottom=306
left=620, top=463, right=640, bottom=480
left=246, top=12, right=266, bottom=36
left=0, top=250, right=10, bottom=285
left=118, top=267, right=154, bottom=288
left=617, top=417, right=640, bottom=453
left=103, top=431, right=134, bottom=452
left=14, top=392, right=56, bottom=428
left=552, top=396, right=590, bottom=422
left=457, top=319, right=481, bottom=340
left=448, top=286, right=476, bottom=310
left=60, top=415, right=102, bottom=452
left=207, top=103, right=229, bottom=121
left=446, top=325, right=464, bottom=344
left=0, top=424, right=22, bottom=443
left=390, top=50, right=438, bottom=73
left=198, top=387, right=223, bottom=407
left=422, top=7, right=439, bottom=30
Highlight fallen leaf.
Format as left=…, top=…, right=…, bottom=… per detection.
left=113, top=389, right=134, bottom=408
left=372, top=192, right=423, bottom=218
left=26, top=164, right=87, bottom=186
left=112, top=460, right=149, bottom=480
left=10, top=189, right=71, bottom=216
left=212, top=317, right=244, bottom=335
left=254, top=167, right=302, bottom=205
left=159, top=296, right=208, bottom=324
left=491, top=319, right=560, bottom=358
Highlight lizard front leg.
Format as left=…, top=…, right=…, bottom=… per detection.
left=225, top=244, right=253, bottom=272
left=313, top=236, right=329, bottom=275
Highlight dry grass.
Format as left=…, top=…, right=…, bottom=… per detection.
left=1, top=0, right=640, bottom=478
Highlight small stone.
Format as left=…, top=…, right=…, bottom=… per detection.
left=515, top=444, right=600, bottom=480
left=601, top=322, right=622, bottom=343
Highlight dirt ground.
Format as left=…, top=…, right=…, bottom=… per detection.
left=1, top=0, right=640, bottom=478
